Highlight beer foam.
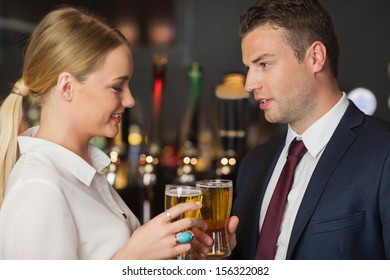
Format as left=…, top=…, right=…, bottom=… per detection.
left=165, top=188, right=202, bottom=197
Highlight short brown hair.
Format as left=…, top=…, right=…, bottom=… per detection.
left=239, top=0, right=339, bottom=77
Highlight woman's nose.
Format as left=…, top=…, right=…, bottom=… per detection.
left=122, top=87, right=135, bottom=108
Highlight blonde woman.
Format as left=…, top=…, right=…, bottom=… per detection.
left=0, top=6, right=217, bottom=260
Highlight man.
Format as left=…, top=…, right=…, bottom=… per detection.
left=231, top=0, right=390, bottom=259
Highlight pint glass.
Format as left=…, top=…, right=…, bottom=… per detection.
left=164, top=184, right=203, bottom=259
left=196, top=179, right=233, bottom=259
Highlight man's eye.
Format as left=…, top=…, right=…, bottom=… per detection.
left=260, top=62, right=270, bottom=69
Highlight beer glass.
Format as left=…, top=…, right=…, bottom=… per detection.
left=196, top=179, right=233, bottom=259
left=164, top=184, right=203, bottom=260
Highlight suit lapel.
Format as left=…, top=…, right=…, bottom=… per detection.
left=243, top=136, right=285, bottom=258
left=286, top=102, right=365, bottom=259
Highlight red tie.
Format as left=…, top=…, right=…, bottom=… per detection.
left=255, top=139, right=307, bottom=259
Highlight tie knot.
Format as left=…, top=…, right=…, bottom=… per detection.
left=288, top=139, right=307, bottom=158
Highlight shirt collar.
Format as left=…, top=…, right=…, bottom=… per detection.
left=286, top=92, right=349, bottom=158
left=18, top=127, right=111, bottom=186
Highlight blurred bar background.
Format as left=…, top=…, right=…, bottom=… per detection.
left=1, top=0, right=390, bottom=222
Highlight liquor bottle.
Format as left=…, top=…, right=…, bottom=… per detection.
left=149, top=53, right=168, bottom=156
left=137, top=53, right=167, bottom=221
left=215, top=73, right=249, bottom=179
left=138, top=54, right=167, bottom=188
left=176, top=62, right=203, bottom=184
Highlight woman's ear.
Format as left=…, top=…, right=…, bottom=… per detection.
left=57, top=72, right=74, bottom=101
left=309, top=41, right=327, bottom=74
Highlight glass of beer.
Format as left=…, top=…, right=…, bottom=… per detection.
left=164, top=184, right=203, bottom=260
left=196, top=179, right=233, bottom=259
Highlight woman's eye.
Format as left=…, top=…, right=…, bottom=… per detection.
left=113, top=87, right=122, bottom=93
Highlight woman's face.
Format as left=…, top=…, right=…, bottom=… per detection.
left=70, top=44, right=135, bottom=140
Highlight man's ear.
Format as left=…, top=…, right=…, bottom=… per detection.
left=57, top=72, right=74, bottom=101
left=309, top=41, right=327, bottom=74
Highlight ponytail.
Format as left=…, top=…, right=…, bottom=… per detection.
left=0, top=80, right=28, bottom=207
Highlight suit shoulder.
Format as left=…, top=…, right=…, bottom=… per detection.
left=359, top=115, right=390, bottom=145
left=364, top=115, right=390, bottom=131
left=242, top=135, right=284, bottom=161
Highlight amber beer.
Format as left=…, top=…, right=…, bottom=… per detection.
left=164, top=185, right=203, bottom=220
left=196, top=179, right=233, bottom=258
left=164, top=185, right=203, bottom=260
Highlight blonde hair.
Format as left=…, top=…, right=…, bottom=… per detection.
left=0, top=6, right=129, bottom=206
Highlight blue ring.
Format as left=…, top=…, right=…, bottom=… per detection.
left=175, top=231, right=194, bottom=244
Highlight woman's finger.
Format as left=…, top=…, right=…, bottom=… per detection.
left=169, top=217, right=205, bottom=234
left=162, top=201, right=202, bottom=222
left=172, top=243, right=192, bottom=257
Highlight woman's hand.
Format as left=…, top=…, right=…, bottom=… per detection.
left=112, top=201, right=208, bottom=260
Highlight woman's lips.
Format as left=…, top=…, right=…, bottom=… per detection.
left=111, top=113, right=122, bottom=124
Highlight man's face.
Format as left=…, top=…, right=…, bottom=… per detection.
left=242, top=24, right=317, bottom=131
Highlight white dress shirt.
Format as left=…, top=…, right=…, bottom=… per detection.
left=0, top=127, right=140, bottom=259
left=259, top=92, right=349, bottom=259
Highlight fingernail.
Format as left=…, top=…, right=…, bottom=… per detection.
left=195, top=201, right=202, bottom=207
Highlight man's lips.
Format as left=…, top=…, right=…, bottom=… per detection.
left=259, top=99, right=270, bottom=103
left=256, top=98, right=272, bottom=110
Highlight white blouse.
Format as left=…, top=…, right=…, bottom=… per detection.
left=0, top=127, right=140, bottom=259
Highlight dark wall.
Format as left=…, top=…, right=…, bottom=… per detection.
left=320, top=0, right=390, bottom=123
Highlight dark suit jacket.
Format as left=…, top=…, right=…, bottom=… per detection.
left=231, top=102, right=390, bottom=259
